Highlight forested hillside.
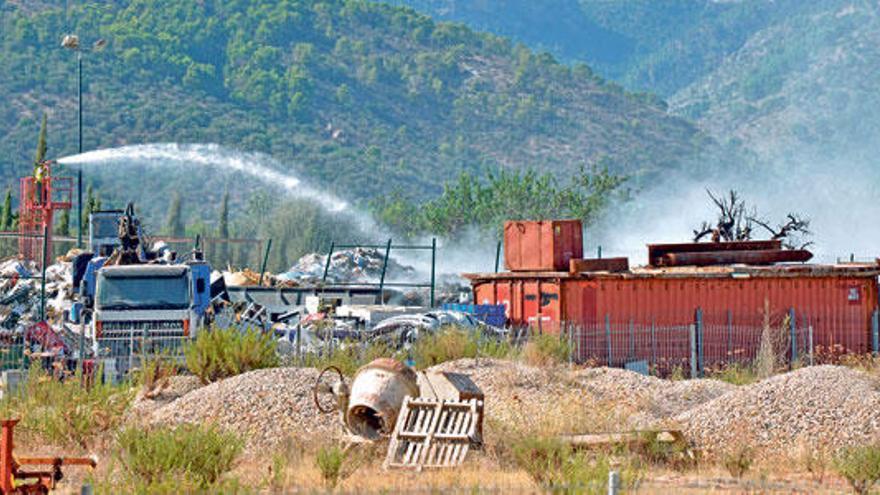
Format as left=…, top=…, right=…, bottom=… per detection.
left=0, top=0, right=708, bottom=207
left=394, top=0, right=880, bottom=160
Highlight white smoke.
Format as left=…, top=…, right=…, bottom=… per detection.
left=593, top=153, right=880, bottom=266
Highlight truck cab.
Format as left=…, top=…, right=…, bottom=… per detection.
left=91, top=265, right=203, bottom=375
left=88, top=210, right=124, bottom=256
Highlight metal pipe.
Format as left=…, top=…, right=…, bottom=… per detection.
left=494, top=240, right=501, bottom=273
left=40, top=225, right=48, bottom=321
left=430, top=237, right=436, bottom=307
left=378, top=239, right=392, bottom=305
left=77, top=52, right=83, bottom=248
left=257, top=238, right=272, bottom=286
left=322, top=241, right=335, bottom=282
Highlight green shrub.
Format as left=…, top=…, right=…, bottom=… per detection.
left=833, top=444, right=880, bottom=495
left=116, top=424, right=242, bottom=488
left=522, top=333, right=571, bottom=366
left=185, top=327, right=279, bottom=384
left=508, top=435, right=640, bottom=494
left=315, top=444, right=348, bottom=489
left=0, top=364, right=133, bottom=448
left=411, top=328, right=478, bottom=369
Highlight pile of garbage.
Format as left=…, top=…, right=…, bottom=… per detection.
left=279, top=248, right=416, bottom=284
left=0, top=258, right=73, bottom=332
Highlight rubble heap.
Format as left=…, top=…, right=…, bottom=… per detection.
left=279, top=248, right=415, bottom=284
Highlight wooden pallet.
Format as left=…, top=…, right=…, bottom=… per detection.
left=384, top=397, right=481, bottom=470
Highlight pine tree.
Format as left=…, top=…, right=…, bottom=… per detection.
left=34, top=113, right=47, bottom=165
left=217, top=188, right=230, bottom=266
left=166, top=193, right=184, bottom=236
left=0, top=189, right=11, bottom=231
left=58, top=209, right=70, bottom=236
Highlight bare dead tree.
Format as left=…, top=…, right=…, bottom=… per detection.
left=694, top=189, right=811, bottom=248
left=749, top=213, right=812, bottom=249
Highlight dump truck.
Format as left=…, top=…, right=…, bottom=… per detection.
left=69, top=204, right=212, bottom=376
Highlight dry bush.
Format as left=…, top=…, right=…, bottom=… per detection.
left=798, top=441, right=829, bottom=484
left=720, top=422, right=754, bottom=478
left=755, top=302, right=790, bottom=379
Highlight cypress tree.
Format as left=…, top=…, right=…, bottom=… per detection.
left=166, top=193, right=184, bottom=236
left=34, top=113, right=47, bottom=165
left=217, top=188, right=230, bottom=265
left=0, top=189, right=11, bottom=231
left=58, top=209, right=70, bottom=236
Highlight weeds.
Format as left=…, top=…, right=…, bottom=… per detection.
left=315, top=444, right=348, bottom=489
left=708, top=363, right=758, bottom=385
left=136, top=353, right=179, bottom=398
left=116, top=424, right=242, bottom=489
left=522, top=333, right=571, bottom=367
left=185, top=326, right=279, bottom=384
left=833, top=444, right=880, bottom=495
left=508, top=434, right=640, bottom=494
left=799, top=441, right=828, bottom=484
left=301, top=339, right=395, bottom=376
left=721, top=443, right=753, bottom=478
left=0, top=364, right=133, bottom=449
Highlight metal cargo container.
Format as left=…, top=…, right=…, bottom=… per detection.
left=504, top=220, right=583, bottom=272
left=466, top=263, right=880, bottom=359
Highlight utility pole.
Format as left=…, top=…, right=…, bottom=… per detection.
left=77, top=51, right=83, bottom=247
left=62, top=35, right=104, bottom=248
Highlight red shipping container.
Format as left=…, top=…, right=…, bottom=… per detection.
left=504, top=220, right=583, bottom=272
left=467, top=264, right=880, bottom=356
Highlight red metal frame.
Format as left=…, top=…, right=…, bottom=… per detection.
left=18, top=163, right=73, bottom=266
left=0, top=419, right=96, bottom=494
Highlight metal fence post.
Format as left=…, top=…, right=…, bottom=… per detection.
left=872, top=309, right=879, bottom=356
left=689, top=323, right=697, bottom=379
left=789, top=307, right=798, bottom=364
left=694, top=307, right=703, bottom=376
left=726, top=309, right=732, bottom=358
left=608, top=470, right=620, bottom=495
left=809, top=325, right=814, bottom=365
left=605, top=314, right=612, bottom=366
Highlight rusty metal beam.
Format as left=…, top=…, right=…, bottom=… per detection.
left=661, top=249, right=813, bottom=267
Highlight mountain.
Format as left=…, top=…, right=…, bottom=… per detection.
left=0, top=0, right=710, bottom=215
left=392, top=0, right=880, bottom=160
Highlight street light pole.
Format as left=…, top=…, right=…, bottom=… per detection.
left=77, top=51, right=83, bottom=248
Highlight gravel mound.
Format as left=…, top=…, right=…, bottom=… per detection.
left=675, top=365, right=880, bottom=457
left=572, top=367, right=735, bottom=424
left=149, top=367, right=340, bottom=451
left=127, top=375, right=204, bottom=422
left=429, top=359, right=731, bottom=432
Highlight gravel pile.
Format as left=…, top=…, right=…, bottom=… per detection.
left=127, top=375, right=203, bottom=422
left=675, top=365, right=880, bottom=457
left=148, top=367, right=340, bottom=451
left=570, top=367, right=735, bottom=426
left=428, top=359, right=731, bottom=432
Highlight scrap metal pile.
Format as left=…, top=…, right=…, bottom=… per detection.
left=278, top=247, right=416, bottom=285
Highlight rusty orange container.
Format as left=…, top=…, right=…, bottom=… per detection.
left=504, top=220, right=583, bottom=272
left=468, top=265, right=880, bottom=355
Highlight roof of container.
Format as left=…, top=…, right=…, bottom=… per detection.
left=463, top=262, right=880, bottom=281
